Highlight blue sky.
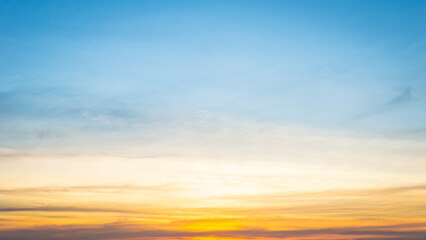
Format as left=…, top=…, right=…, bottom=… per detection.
left=1, top=0, right=426, bottom=152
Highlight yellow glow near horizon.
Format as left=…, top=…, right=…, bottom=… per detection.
left=1, top=126, right=426, bottom=239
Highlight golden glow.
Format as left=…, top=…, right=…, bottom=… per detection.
left=1, top=127, right=426, bottom=239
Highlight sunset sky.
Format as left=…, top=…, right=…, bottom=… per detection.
left=1, top=0, right=426, bottom=239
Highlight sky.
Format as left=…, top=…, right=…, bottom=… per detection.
left=0, top=0, right=426, bottom=239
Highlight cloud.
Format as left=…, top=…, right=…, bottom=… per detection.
left=0, top=183, right=176, bottom=194
left=0, top=222, right=426, bottom=240
left=384, top=88, right=412, bottom=108
left=0, top=206, right=134, bottom=214
left=345, top=87, right=412, bottom=123
left=0, top=149, right=182, bottom=162
left=212, top=184, right=426, bottom=219
left=1, top=183, right=425, bottom=218
left=221, top=184, right=426, bottom=202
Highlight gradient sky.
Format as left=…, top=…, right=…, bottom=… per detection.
left=1, top=1, right=426, bottom=240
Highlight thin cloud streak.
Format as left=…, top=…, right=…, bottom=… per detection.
left=222, top=184, right=426, bottom=201
left=345, top=87, right=413, bottom=123
left=0, top=207, right=135, bottom=214
left=0, top=183, right=176, bottom=194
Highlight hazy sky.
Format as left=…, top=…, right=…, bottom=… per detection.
left=0, top=1, right=426, bottom=240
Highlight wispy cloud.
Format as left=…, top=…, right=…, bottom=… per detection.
left=0, top=183, right=176, bottom=194
left=223, top=184, right=426, bottom=201
left=345, top=87, right=413, bottom=123
left=0, top=206, right=134, bottom=214
left=0, top=149, right=182, bottom=162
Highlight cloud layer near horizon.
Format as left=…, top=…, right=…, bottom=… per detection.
left=1, top=222, right=426, bottom=240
